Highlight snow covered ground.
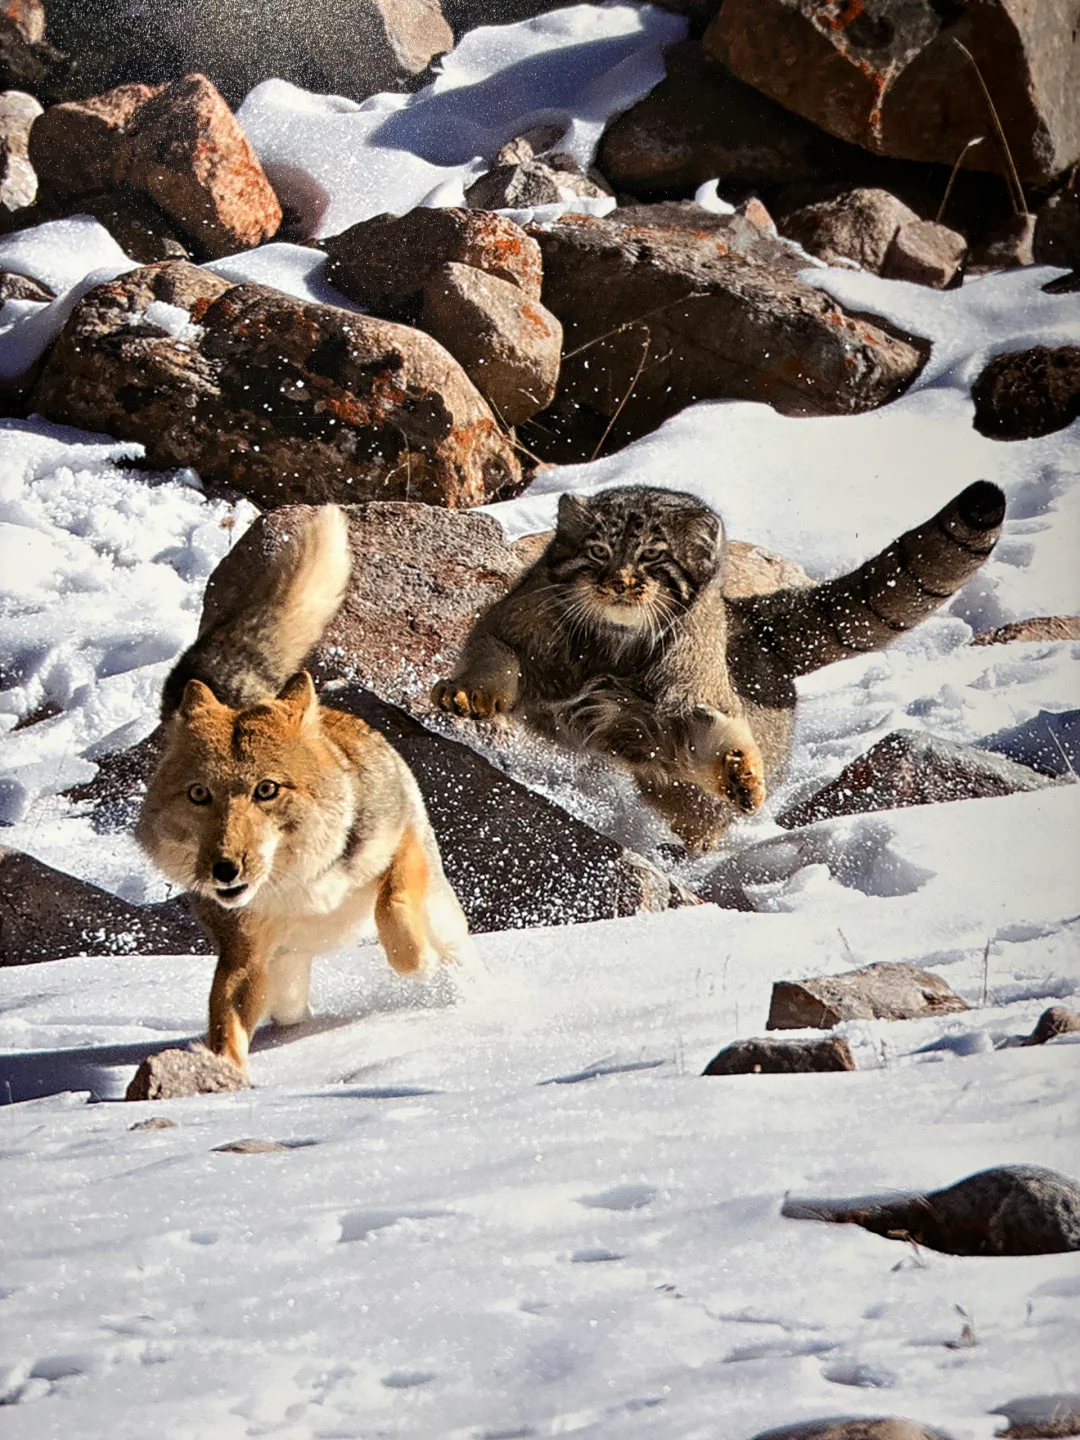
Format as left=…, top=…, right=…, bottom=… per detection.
left=1, top=4, right=1079, bottom=1435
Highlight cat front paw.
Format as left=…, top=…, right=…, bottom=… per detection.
left=719, top=747, right=767, bottom=814
left=431, top=678, right=513, bottom=721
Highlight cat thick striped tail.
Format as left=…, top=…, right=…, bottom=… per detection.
left=744, top=481, right=1005, bottom=676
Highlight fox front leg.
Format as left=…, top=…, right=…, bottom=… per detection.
left=201, top=910, right=270, bottom=1075
left=431, top=631, right=522, bottom=721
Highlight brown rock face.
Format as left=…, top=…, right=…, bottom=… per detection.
left=126, top=1047, right=248, bottom=1101
left=766, top=962, right=968, bottom=1030
left=1022, top=1006, right=1080, bottom=1046
left=29, top=82, right=162, bottom=198
left=1034, top=188, right=1080, bottom=269
left=0, top=0, right=55, bottom=95
left=751, top=1422, right=953, bottom=1440
left=702, top=1035, right=856, bottom=1075
left=32, top=261, right=520, bottom=509
left=325, top=207, right=544, bottom=317
left=972, top=616, right=1080, bottom=645
left=117, top=74, right=281, bottom=259
left=776, top=729, right=1051, bottom=829
left=0, top=845, right=207, bottom=966
left=706, top=0, right=1080, bottom=185
left=421, top=261, right=562, bottom=425
left=972, top=346, right=1080, bottom=441
left=780, top=187, right=918, bottom=272
left=532, top=210, right=925, bottom=453
left=0, top=265, right=50, bottom=299
left=0, top=88, right=39, bottom=211
left=881, top=219, right=967, bottom=288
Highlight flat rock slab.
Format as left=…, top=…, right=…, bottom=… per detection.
left=767, top=962, right=968, bottom=1030
left=703, top=1035, right=856, bottom=1075
left=0, top=845, right=207, bottom=966
left=751, top=1422, right=954, bottom=1440
left=776, top=728, right=1053, bottom=829
left=992, top=1393, right=1080, bottom=1439
left=32, top=261, right=520, bottom=509
left=783, top=1164, right=1080, bottom=1256
left=972, top=346, right=1080, bottom=441
left=125, top=1047, right=249, bottom=1101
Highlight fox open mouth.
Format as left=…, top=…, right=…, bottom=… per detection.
left=214, top=882, right=250, bottom=905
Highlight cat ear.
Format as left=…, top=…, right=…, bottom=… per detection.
left=680, top=508, right=725, bottom=584
left=556, top=493, right=593, bottom=538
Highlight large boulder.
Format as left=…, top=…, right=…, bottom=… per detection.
left=880, top=219, right=967, bottom=289
left=29, top=81, right=160, bottom=197
left=31, top=261, right=521, bottom=508
left=126, top=1047, right=247, bottom=1101
left=972, top=346, right=1080, bottom=441
left=779, top=187, right=918, bottom=271
left=776, top=729, right=1053, bottom=829
left=703, top=1035, right=856, bottom=1075
left=531, top=208, right=925, bottom=454
left=766, top=962, right=968, bottom=1030
left=705, top=0, right=1080, bottom=185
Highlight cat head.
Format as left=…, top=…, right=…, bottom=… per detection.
left=547, top=486, right=725, bottom=631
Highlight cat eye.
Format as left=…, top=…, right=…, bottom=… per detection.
left=640, top=543, right=667, bottom=560
left=253, top=779, right=280, bottom=802
left=585, top=542, right=611, bottom=562
left=187, top=784, right=211, bottom=805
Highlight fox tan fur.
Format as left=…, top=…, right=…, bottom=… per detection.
left=434, top=480, right=1007, bottom=851
left=138, top=506, right=471, bottom=1075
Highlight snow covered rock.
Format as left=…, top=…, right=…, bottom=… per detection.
left=705, top=0, right=1080, bottom=185
left=598, top=41, right=866, bottom=197
left=766, top=962, right=967, bottom=1030
left=532, top=208, right=925, bottom=454
left=0, top=89, right=39, bottom=212
left=776, top=729, right=1052, bottom=829
left=0, top=265, right=49, bottom=299
left=702, top=1035, right=856, bottom=1075
left=1022, top=1006, right=1080, bottom=1046
left=324, top=207, right=544, bottom=319
left=881, top=219, right=967, bottom=289
left=0, top=846, right=206, bottom=965
left=751, top=1423, right=953, bottom=1440
left=125, top=1046, right=248, bottom=1101
left=784, top=1163, right=1080, bottom=1256
left=779, top=188, right=918, bottom=273
left=972, top=345, right=1080, bottom=441
left=992, top=1393, right=1080, bottom=1438
left=32, top=261, right=521, bottom=509
left=421, top=261, right=562, bottom=425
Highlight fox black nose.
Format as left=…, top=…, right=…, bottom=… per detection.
left=213, top=859, right=241, bottom=884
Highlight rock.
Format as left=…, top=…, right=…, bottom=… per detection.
left=0, top=265, right=50, bottom=300
left=783, top=1164, right=1080, bottom=1256
left=465, top=155, right=610, bottom=210
left=32, top=261, right=520, bottom=509
left=1043, top=270, right=1080, bottom=295
left=64, top=189, right=190, bottom=264
left=599, top=42, right=868, bottom=197
left=737, top=197, right=776, bottom=234
left=0, top=845, right=208, bottom=965
left=116, top=74, right=281, bottom=260
left=0, top=0, right=59, bottom=97
left=125, top=1047, right=248, bottom=1101
left=0, top=89, right=39, bottom=211
left=776, top=729, right=1053, bottom=829
left=779, top=187, right=918, bottom=272
left=766, top=962, right=968, bottom=1030
left=972, top=346, right=1080, bottom=441
left=421, top=260, right=562, bottom=425
left=29, top=82, right=161, bottom=198
left=324, top=207, right=544, bottom=319
left=705, top=0, right=1080, bottom=186
left=212, top=1137, right=291, bottom=1153
left=130, top=1117, right=176, bottom=1130
left=702, top=1035, right=856, bottom=1075
left=881, top=219, right=966, bottom=288
left=979, top=708, right=1080, bottom=779
left=972, top=617, right=1080, bottom=645
left=1034, top=188, right=1080, bottom=269
left=970, top=213, right=1037, bottom=271
left=992, top=1393, right=1080, bottom=1439
left=750, top=1422, right=953, bottom=1440
left=531, top=209, right=925, bottom=454
left=1022, top=1006, right=1080, bottom=1046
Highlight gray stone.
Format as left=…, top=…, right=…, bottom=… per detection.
left=421, top=260, right=562, bottom=425
left=776, top=729, right=1053, bottom=830
left=780, top=187, right=918, bottom=272
left=0, top=266, right=51, bottom=301
left=125, top=1046, right=249, bottom=1100
left=766, top=962, right=968, bottom=1030
left=0, top=845, right=207, bottom=966
left=751, top=1423, right=954, bottom=1440
left=972, top=345, right=1080, bottom=441
left=1022, top=1007, right=1080, bottom=1046
left=465, top=156, right=609, bottom=210
left=881, top=219, right=967, bottom=288
left=783, top=1164, right=1080, bottom=1256
left=703, top=1035, right=856, bottom=1075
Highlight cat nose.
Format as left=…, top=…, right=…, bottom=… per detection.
left=612, top=567, right=636, bottom=593
left=212, top=858, right=241, bottom=884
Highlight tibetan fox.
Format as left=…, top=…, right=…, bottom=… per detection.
left=138, top=506, right=471, bottom=1075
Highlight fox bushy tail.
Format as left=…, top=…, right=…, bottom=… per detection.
left=743, top=481, right=1005, bottom=677
left=161, top=505, right=352, bottom=717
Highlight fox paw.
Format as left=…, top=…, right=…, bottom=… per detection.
left=719, top=748, right=766, bottom=814
left=431, top=678, right=513, bottom=721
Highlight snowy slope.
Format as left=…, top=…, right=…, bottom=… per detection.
left=1, top=3, right=1079, bottom=1435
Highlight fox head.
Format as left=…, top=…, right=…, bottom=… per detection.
left=137, top=672, right=354, bottom=910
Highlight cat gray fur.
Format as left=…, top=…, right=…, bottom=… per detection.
left=433, top=481, right=1006, bottom=850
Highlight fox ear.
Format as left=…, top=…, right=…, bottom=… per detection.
left=277, top=671, right=318, bottom=725
left=178, top=678, right=223, bottom=721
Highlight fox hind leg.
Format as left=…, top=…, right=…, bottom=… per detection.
left=266, top=951, right=314, bottom=1026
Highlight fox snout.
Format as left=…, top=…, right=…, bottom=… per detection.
left=209, top=855, right=253, bottom=907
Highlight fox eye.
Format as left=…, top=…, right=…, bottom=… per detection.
left=585, top=541, right=610, bottom=562
left=254, top=779, right=280, bottom=802
left=187, top=784, right=211, bottom=805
